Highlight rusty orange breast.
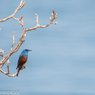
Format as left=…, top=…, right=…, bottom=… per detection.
left=20, top=55, right=28, bottom=66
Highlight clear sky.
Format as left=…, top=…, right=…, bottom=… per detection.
left=0, top=0, right=95, bottom=95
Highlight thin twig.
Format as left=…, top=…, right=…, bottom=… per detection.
left=0, top=0, right=25, bottom=22
left=10, top=32, right=15, bottom=51
left=26, top=10, right=57, bottom=32
left=7, top=60, right=10, bottom=74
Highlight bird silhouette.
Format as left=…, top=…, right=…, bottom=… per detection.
left=16, top=49, right=31, bottom=76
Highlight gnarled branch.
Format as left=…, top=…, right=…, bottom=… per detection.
left=0, top=0, right=57, bottom=77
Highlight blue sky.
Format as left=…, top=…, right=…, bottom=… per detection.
left=0, top=0, right=95, bottom=95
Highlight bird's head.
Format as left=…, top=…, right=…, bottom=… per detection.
left=21, top=49, right=31, bottom=57
left=21, top=49, right=31, bottom=55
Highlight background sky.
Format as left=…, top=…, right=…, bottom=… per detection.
left=0, top=0, right=95, bottom=95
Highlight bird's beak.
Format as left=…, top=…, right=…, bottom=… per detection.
left=28, top=50, right=32, bottom=51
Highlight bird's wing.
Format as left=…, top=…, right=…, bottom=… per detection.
left=16, top=54, right=22, bottom=69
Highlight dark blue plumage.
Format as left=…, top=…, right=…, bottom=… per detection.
left=16, top=49, right=31, bottom=76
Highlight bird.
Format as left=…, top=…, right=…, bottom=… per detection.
left=16, top=49, right=31, bottom=76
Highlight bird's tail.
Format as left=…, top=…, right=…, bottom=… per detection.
left=16, top=65, right=18, bottom=69
left=16, top=66, right=21, bottom=77
left=16, top=70, right=19, bottom=77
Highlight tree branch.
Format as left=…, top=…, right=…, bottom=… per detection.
left=25, top=10, right=57, bottom=32
left=10, top=32, right=15, bottom=52
left=0, top=0, right=57, bottom=77
left=0, top=0, right=25, bottom=22
left=7, top=60, right=10, bottom=74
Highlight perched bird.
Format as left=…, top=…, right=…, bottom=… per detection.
left=16, top=49, right=31, bottom=76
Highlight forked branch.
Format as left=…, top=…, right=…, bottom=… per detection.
left=0, top=0, right=57, bottom=77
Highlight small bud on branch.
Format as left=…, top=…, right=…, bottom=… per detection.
left=19, top=15, right=23, bottom=20
left=23, top=1, right=25, bottom=6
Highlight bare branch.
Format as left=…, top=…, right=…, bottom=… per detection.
left=0, top=49, right=4, bottom=53
left=7, top=60, right=10, bottom=74
left=35, top=13, right=39, bottom=26
left=0, top=0, right=57, bottom=77
left=10, top=32, right=15, bottom=52
left=19, top=15, right=23, bottom=21
left=0, top=0, right=25, bottom=22
left=0, top=68, right=17, bottom=77
left=13, top=15, right=25, bottom=30
left=25, top=10, right=57, bottom=32
left=0, top=49, right=4, bottom=59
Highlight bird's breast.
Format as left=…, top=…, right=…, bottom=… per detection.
left=20, top=55, right=28, bottom=64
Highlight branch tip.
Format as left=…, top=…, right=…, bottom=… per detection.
left=35, top=13, right=37, bottom=17
left=13, top=32, right=15, bottom=35
left=53, top=22, right=57, bottom=25
left=53, top=10, right=57, bottom=15
left=0, top=49, right=4, bottom=53
left=7, top=60, right=10, bottom=74
left=55, top=16, right=57, bottom=19
left=23, top=1, right=26, bottom=6
left=19, top=15, right=23, bottom=20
